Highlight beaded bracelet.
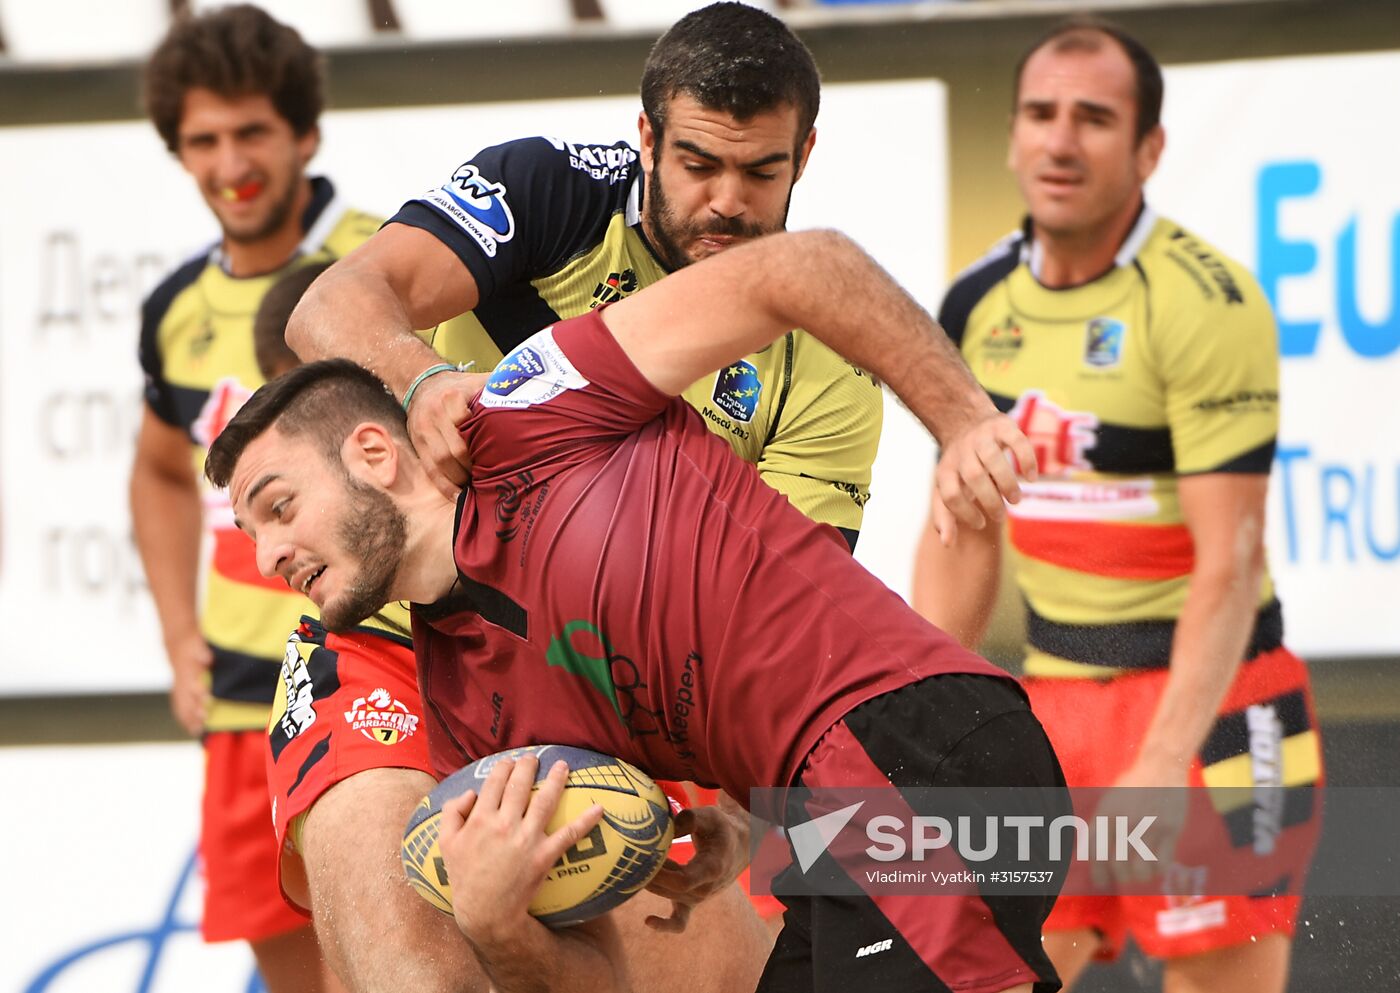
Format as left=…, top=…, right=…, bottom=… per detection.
left=401, top=361, right=474, bottom=412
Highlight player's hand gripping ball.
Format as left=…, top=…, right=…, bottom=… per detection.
left=401, top=744, right=674, bottom=927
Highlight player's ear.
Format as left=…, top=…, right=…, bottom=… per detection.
left=1135, top=124, right=1165, bottom=184
left=297, top=124, right=321, bottom=166
left=793, top=127, right=817, bottom=183
left=341, top=421, right=400, bottom=488
left=638, top=110, right=657, bottom=176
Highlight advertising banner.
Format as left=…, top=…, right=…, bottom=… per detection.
left=1153, top=52, right=1400, bottom=657
left=3, top=743, right=260, bottom=993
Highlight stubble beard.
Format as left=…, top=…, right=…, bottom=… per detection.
left=318, top=478, right=409, bottom=633
left=643, top=161, right=791, bottom=271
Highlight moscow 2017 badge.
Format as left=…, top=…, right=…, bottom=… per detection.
left=712, top=360, right=762, bottom=423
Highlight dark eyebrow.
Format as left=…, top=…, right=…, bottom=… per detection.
left=244, top=472, right=282, bottom=512
left=672, top=139, right=791, bottom=170
left=1020, top=97, right=1119, bottom=120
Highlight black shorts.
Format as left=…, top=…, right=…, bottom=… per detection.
left=757, top=674, right=1066, bottom=993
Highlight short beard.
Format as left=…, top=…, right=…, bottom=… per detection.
left=643, top=157, right=788, bottom=271
left=318, top=477, right=409, bottom=633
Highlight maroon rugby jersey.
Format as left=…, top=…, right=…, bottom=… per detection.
left=413, top=309, right=1010, bottom=799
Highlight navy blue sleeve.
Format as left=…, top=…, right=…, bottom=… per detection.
left=138, top=253, right=206, bottom=426
left=937, top=236, right=1021, bottom=349
left=386, top=136, right=638, bottom=303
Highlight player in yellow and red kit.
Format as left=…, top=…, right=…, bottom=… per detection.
left=914, top=18, right=1321, bottom=993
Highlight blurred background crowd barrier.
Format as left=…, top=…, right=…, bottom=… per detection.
left=1, top=0, right=1397, bottom=990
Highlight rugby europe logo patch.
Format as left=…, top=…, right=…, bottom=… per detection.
left=480, top=327, right=590, bottom=409
left=424, top=162, right=516, bottom=257
left=712, top=360, right=762, bottom=422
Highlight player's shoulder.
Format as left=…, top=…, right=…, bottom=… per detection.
left=1138, top=214, right=1269, bottom=316
left=322, top=203, right=385, bottom=255
left=142, top=246, right=212, bottom=318
left=476, top=135, right=640, bottom=187
left=140, top=245, right=214, bottom=346
left=940, top=229, right=1024, bottom=344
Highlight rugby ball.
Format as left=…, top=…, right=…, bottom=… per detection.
left=401, top=744, right=674, bottom=927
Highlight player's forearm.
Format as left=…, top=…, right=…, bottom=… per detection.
left=615, top=231, right=992, bottom=442
left=758, top=231, right=996, bottom=443
left=130, top=464, right=204, bottom=641
left=911, top=508, right=1002, bottom=649
left=464, top=918, right=630, bottom=993
left=1136, top=554, right=1265, bottom=770
left=285, top=257, right=443, bottom=397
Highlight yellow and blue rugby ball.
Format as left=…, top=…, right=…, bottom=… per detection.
left=401, top=744, right=674, bottom=927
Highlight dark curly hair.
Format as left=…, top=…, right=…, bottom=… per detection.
left=144, top=4, right=323, bottom=154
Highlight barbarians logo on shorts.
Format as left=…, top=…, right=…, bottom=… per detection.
left=423, top=162, right=515, bottom=258
left=591, top=268, right=638, bottom=307
left=344, top=687, right=420, bottom=745
left=712, top=360, right=763, bottom=423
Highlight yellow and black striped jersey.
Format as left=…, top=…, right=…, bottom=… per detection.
left=139, top=179, right=412, bottom=731
left=389, top=136, right=882, bottom=546
left=942, top=209, right=1282, bottom=678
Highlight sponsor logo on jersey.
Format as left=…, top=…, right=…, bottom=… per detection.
left=547, top=620, right=625, bottom=722
left=344, top=686, right=420, bottom=745
left=191, top=376, right=254, bottom=449
left=189, top=321, right=217, bottom=359
left=546, top=620, right=693, bottom=765
left=545, top=137, right=638, bottom=183
left=591, top=268, right=638, bottom=307
left=712, top=360, right=763, bottom=422
left=481, top=328, right=590, bottom=409
left=1192, top=389, right=1279, bottom=414
left=1084, top=317, right=1126, bottom=368
left=1009, top=390, right=1098, bottom=476
left=855, top=939, right=893, bottom=958
left=494, top=469, right=533, bottom=542
left=982, top=315, right=1025, bottom=372
left=830, top=479, right=871, bottom=509
left=1167, top=229, right=1245, bottom=304
left=424, top=162, right=516, bottom=257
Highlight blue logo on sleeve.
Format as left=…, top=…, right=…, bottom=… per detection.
left=487, top=346, right=547, bottom=397
left=1084, top=318, right=1126, bottom=368
left=443, top=163, right=514, bottom=238
left=712, top=360, right=763, bottom=422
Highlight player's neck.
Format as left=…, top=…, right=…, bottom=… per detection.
left=395, top=496, right=462, bottom=605
left=220, top=178, right=314, bottom=278
left=1030, top=196, right=1144, bottom=289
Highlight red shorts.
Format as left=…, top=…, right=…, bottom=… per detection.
left=265, top=620, right=433, bottom=911
left=1027, top=646, right=1323, bottom=960
left=201, top=729, right=310, bottom=942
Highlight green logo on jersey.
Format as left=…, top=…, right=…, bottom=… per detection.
left=546, top=620, right=623, bottom=722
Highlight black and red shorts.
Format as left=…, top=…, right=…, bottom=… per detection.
left=757, top=673, right=1066, bottom=993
